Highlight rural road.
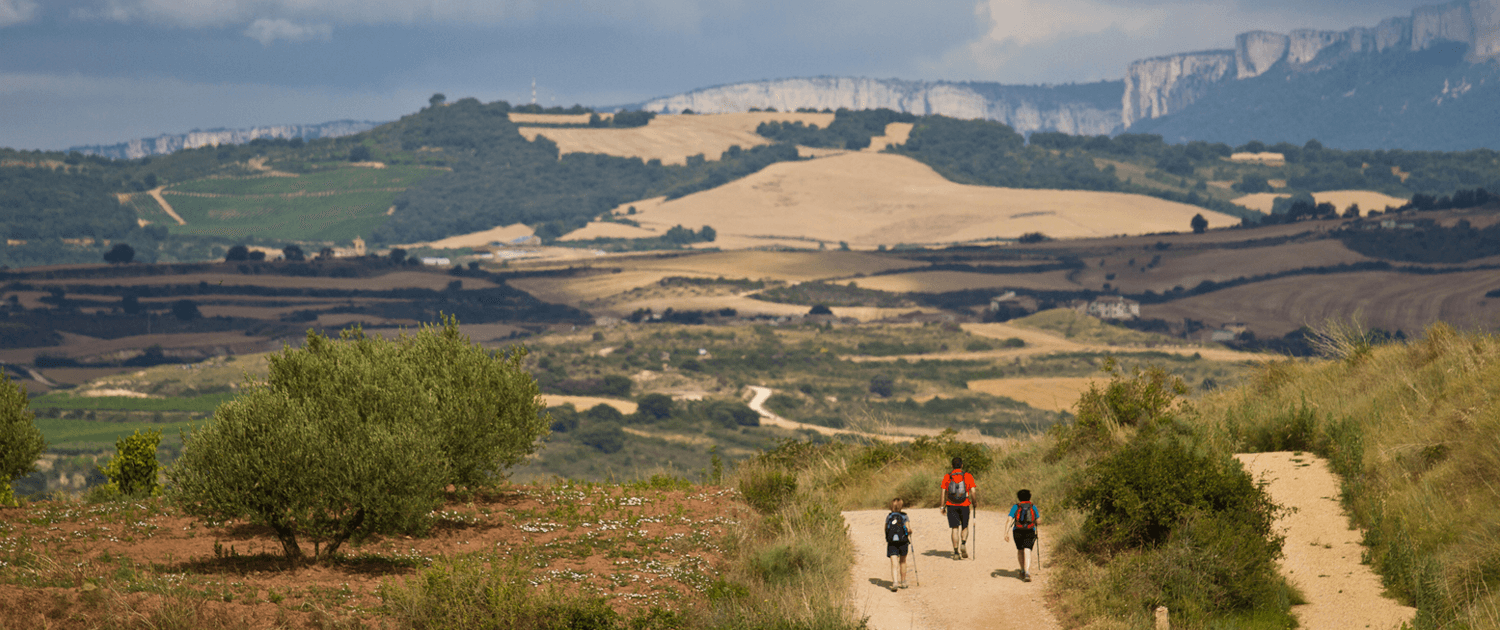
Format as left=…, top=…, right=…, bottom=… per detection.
left=1236, top=452, right=1416, bottom=630
left=845, top=509, right=1059, bottom=630
left=744, top=386, right=1012, bottom=446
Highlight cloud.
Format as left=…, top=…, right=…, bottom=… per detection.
left=65, top=0, right=716, bottom=29
left=0, top=0, right=39, bottom=27
left=244, top=18, right=331, bottom=45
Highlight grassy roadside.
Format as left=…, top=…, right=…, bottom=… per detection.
left=1189, top=322, right=1500, bottom=629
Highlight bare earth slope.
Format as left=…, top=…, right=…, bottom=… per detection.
left=623, top=152, right=1241, bottom=248
left=845, top=509, right=1060, bottom=630
left=1236, top=452, right=1415, bottom=630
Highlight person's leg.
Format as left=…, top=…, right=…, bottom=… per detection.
left=890, top=554, right=900, bottom=589
left=950, top=527, right=961, bottom=556
left=898, top=554, right=908, bottom=586
left=958, top=506, right=971, bottom=557
left=1016, top=548, right=1026, bottom=573
left=947, top=507, right=962, bottom=557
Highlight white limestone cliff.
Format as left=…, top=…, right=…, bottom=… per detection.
left=636, top=77, right=1122, bottom=136
left=1123, top=0, right=1500, bottom=128
left=72, top=120, right=382, bottom=160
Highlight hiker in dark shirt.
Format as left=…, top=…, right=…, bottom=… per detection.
left=1004, top=488, right=1040, bottom=582
left=938, top=457, right=977, bottom=559
left=884, top=498, right=913, bottom=591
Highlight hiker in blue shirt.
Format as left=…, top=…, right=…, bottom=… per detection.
left=884, top=498, right=913, bottom=591
left=1004, top=489, right=1040, bottom=582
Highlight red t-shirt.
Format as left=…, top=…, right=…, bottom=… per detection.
left=940, top=469, right=977, bottom=506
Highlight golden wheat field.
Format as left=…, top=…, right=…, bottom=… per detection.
left=403, top=223, right=534, bottom=249
left=540, top=395, right=639, bottom=414
left=515, top=112, right=835, bottom=166
left=1231, top=190, right=1410, bottom=214
left=618, top=152, right=1241, bottom=248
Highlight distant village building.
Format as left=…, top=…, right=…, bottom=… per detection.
left=1071, top=296, right=1140, bottom=320
left=420, top=257, right=451, bottom=266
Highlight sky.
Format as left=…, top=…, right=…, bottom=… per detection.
left=0, top=0, right=1431, bottom=151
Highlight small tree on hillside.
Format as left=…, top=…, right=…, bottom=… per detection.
left=167, top=317, right=547, bottom=561
left=225, top=244, right=250, bottom=262
left=0, top=370, right=45, bottom=506
left=1191, top=213, right=1209, bottom=234
left=283, top=244, right=306, bottom=261
left=104, top=243, right=135, bottom=264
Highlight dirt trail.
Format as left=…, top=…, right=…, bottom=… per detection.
left=845, top=509, right=1060, bottom=630
left=1236, top=452, right=1416, bottom=630
left=146, top=187, right=186, bottom=225
left=745, top=386, right=1011, bottom=446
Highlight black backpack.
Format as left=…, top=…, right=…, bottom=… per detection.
left=885, top=512, right=910, bottom=545
left=945, top=472, right=969, bottom=504
left=1014, top=502, right=1037, bottom=529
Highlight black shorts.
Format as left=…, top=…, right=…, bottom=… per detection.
left=945, top=505, right=971, bottom=529
left=887, top=543, right=909, bottom=558
left=1013, top=528, right=1037, bottom=550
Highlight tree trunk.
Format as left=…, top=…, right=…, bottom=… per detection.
left=320, top=509, right=365, bottom=560
left=269, top=521, right=303, bottom=561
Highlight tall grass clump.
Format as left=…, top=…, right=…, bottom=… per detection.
left=1193, top=321, right=1500, bottom=629
left=1045, top=359, right=1300, bottom=630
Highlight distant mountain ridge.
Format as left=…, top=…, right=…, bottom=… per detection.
left=1123, top=0, right=1500, bottom=149
left=633, top=77, right=1125, bottom=137
left=71, top=120, right=384, bottom=160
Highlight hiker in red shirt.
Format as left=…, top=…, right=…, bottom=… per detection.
left=938, top=457, right=977, bottom=559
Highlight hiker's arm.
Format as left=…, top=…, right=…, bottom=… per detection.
left=1003, top=510, right=1014, bottom=540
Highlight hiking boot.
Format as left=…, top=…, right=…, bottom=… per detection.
left=953, top=548, right=961, bottom=560
left=1022, top=571, right=1031, bottom=582
left=898, top=581, right=909, bottom=589
left=960, top=545, right=969, bottom=559
left=889, top=584, right=898, bottom=592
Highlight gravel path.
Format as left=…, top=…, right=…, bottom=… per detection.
left=844, top=509, right=1060, bottom=630
left=1236, top=452, right=1416, bottom=630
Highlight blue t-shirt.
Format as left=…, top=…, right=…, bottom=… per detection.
left=1009, top=502, right=1039, bottom=529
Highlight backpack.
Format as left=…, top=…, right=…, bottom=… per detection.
left=1014, top=502, right=1037, bottom=529
left=945, top=472, right=969, bottom=504
left=885, top=512, right=910, bottom=545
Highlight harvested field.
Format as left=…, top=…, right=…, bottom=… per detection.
left=966, top=377, right=1103, bottom=412
left=864, top=122, right=912, bottom=152
left=560, top=222, right=660, bottom=240
left=605, top=250, right=920, bottom=282
left=517, top=112, right=834, bottom=166
left=852, top=269, right=1080, bottom=293
left=402, top=223, right=533, bottom=249
left=507, top=113, right=597, bottom=124
left=541, top=395, right=638, bottom=414
left=1085, top=239, right=1377, bottom=294
left=1231, top=190, right=1409, bottom=214
left=509, top=269, right=707, bottom=306
left=622, top=153, right=1241, bottom=248
left=1143, top=269, right=1500, bottom=337
left=48, top=270, right=497, bottom=291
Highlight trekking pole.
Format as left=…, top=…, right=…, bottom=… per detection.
left=911, top=534, right=920, bottom=587
left=972, top=508, right=978, bottom=561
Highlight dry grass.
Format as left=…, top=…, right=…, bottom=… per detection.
left=622, top=152, right=1241, bottom=249
left=559, top=222, right=660, bottom=240
left=47, top=270, right=495, bottom=291
left=516, top=112, right=835, bottom=166
left=863, top=122, right=912, bottom=152
left=1231, top=190, right=1410, bottom=214
left=966, top=376, right=1105, bottom=412
left=1082, top=239, right=1376, bottom=295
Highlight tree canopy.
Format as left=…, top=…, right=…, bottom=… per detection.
left=167, top=316, right=548, bottom=560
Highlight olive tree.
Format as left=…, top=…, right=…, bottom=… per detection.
left=167, top=316, right=547, bottom=561
left=0, top=371, right=46, bottom=506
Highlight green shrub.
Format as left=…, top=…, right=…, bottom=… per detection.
left=101, top=429, right=162, bottom=497
left=738, top=469, right=798, bottom=514
left=749, top=542, right=817, bottom=584
left=1051, top=358, right=1187, bottom=459
left=168, top=317, right=546, bottom=561
left=0, top=370, right=45, bottom=506
left=1066, top=437, right=1280, bottom=552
